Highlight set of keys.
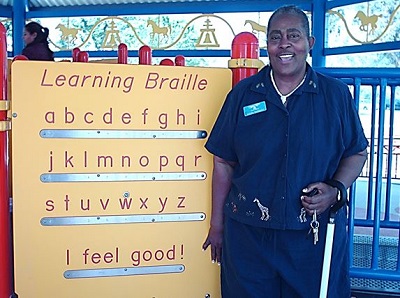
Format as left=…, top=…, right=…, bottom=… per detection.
left=302, top=188, right=320, bottom=245
left=310, top=210, right=319, bottom=245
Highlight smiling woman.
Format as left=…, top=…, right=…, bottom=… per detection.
left=202, top=5, right=369, bottom=298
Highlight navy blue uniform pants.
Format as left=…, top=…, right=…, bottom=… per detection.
left=221, top=215, right=350, bottom=298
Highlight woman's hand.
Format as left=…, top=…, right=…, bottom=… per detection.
left=301, top=182, right=339, bottom=216
left=202, top=224, right=224, bottom=264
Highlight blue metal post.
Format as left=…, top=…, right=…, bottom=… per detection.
left=12, top=0, right=28, bottom=57
left=311, top=0, right=326, bottom=67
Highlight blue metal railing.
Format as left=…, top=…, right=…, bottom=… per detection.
left=316, top=68, right=400, bottom=293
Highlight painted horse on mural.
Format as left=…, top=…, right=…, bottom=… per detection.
left=244, top=20, right=267, bottom=35
left=56, top=24, right=79, bottom=42
left=354, top=11, right=382, bottom=34
left=147, top=20, right=171, bottom=40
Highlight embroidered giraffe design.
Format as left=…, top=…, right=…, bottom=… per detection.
left=299, top=207, right=307, bottom=223
left=238, top=192, right=246, bottom=201
left=253, top=198, right=270, bottom=221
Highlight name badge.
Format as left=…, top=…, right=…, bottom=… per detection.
left=243, top=101, right=267, bottom=117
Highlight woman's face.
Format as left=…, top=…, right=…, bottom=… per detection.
left=267, top=13, right=314, bottom=79
left=23, top=29, right=36, bottom=45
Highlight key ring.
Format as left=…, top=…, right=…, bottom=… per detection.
left=310, top=210, right=319, bottom=229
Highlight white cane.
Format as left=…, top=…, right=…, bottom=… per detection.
left=319, top=180, right=347, bottom=298
left=319, top=216, right=336, bottom=298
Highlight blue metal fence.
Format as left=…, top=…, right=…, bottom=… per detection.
left=316, top=68, right=400, bottom=294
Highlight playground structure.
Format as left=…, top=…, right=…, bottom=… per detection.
left=1, top=10, right=400, bottom=296
left=1, top=24, right=266, bottom=297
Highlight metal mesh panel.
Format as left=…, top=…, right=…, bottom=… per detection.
left=351, top=235, right=400, bottom=293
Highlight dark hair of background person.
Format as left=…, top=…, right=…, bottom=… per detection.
left=22, top=21, right=54, bottom=61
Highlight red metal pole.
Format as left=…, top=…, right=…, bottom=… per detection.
left=229, top=32, right=260, bottom=87
left=12, top=55, right=28, bottom=61
left=138, top=45, right=152, bottom=65
left=77, top=51, right=89, bottom=62
left=175, top=55, right=185, bottom=66
left=159, top=58, right=174, bottom=66
left=72, top=47, right=80, bottom=62
left=118, top=43, right=128, bottom=64
left=0, top=23, right=12, bottom=298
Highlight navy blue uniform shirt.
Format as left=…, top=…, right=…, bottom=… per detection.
left=205, top=64, right=368, bottom=230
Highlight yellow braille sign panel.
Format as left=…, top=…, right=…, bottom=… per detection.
left=11, top=61, right=231, bottom=298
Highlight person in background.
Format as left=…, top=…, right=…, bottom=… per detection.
left=22, top=21, right=54, bottom=61
left=202, top=5, right=368, bottom=298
